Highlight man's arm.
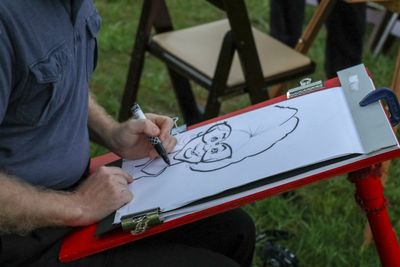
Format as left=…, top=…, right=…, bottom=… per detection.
left=0, top=92, right=173, bottom=236
left=0, top=167, right=133, bottom=235
left=0, top=172, right=80, bottom=234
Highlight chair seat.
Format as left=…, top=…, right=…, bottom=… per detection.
left=151, top=19, right=313, bottom=88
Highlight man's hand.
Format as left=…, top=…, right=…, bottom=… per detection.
left=0, top=168, right=134, bottom=233
left=70, top=166, right=133, bottom=226
left=88, top=95, right=177, bottom=160
left=108, top=113, right=177, bottom=160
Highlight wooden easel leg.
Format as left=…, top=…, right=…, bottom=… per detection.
left=362, top=160, right=392, bottom=249
left=348, top=165, right=400, bottom=267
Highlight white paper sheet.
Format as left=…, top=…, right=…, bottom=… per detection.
left=114, top=87, right=376, bottom=223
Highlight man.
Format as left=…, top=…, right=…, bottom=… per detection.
left=0, top=0, right=255, bottom=266
left=269, top=0, right=366, bottom=78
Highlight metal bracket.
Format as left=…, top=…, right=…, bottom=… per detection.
left=120, top=208, right=162, bottom=235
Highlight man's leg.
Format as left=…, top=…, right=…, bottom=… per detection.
left=269, top=0, right=306, bottom=47
left=5, top=209, right=254, bottom=267
left=23, top=233, right=241, bottom=267
left=324, top=2, right=366, bottom=78
left=158, top=208, right=256, bottom=267
left=82, top=208, right=255, bottom=267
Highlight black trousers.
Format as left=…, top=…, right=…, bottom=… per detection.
left=269, top=0, right=366, bottom=78
left=0, top=208, right=255, bottom=267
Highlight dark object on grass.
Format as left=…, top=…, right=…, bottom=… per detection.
left=257, top=230, right=298, bottom=267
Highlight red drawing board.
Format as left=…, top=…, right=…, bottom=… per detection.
left=59, top=74, right=400, bottom=263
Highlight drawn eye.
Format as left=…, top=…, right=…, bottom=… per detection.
left=202, top=143, right=232, bottom=162
left=203, top=123, right=231, bottom=144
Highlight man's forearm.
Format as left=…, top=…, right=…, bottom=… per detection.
left=0, top=172, right=82, bottom=235
left=88, top=93, right=119, bottom=149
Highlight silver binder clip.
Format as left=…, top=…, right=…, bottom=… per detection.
left=170, top=117, right=187, bottom=136
left=286, top=78, right=324, bottom=99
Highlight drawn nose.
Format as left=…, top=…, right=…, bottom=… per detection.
left=203, top=144, right=211, bottom=151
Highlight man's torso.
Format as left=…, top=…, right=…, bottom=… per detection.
left=0, top=0, right=100, bottom=189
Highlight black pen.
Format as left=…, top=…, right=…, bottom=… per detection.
left=131, top=103, right=171, bottom=165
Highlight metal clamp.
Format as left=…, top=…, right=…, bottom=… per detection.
left=359, top=87, right=400, bottom=126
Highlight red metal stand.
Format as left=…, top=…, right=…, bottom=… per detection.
left=349, top=164, right=400, bottom=267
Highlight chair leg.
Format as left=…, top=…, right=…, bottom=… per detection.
left=150, top=0, right=202, bottom=125
left=203, top=92, right=222, bottom=120
left=167, top=69, right=202, bottom=125
left=367, top=9, right=390, bottom=52
left=223, top=0, right=268, bottom=104
left=372, top=13, right=398, bottom=57
left=119, top=48, right=147, bottom=122
left=119, top=0, right=159, bottom=122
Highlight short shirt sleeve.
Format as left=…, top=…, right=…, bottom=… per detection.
left=0, top=19, right=13, bottom=123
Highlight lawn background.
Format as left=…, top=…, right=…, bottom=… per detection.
left=91, top=1, right=400, bottom=266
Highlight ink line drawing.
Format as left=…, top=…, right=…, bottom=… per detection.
left=132, top=105, right=299, bottom=180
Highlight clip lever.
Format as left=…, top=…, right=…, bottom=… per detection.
left=287, top=78, right=324, bottom=99
left=359, top=87, right=400, bottom=126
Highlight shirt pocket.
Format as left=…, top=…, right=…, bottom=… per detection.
left=85, top=11, right=101, bottom=81
left=16, top=42, right=71, bottom=126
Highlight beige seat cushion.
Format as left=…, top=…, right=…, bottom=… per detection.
left=152, top=19, right=312, bottom=87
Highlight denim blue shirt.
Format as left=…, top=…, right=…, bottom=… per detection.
left=0, top=0, right=100, bottom=189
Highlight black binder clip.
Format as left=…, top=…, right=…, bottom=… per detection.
left=359, top=88, right=400, bottom=127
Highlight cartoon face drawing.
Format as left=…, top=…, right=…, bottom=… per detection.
left=174, top=122, right=232, bottom=163
left=134, top=105, right=300, bottom=179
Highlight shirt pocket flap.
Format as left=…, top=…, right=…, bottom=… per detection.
left=86, top=12, right=101, bottom=39
left=30, top=44, right=70, bottom=84
left=17, top=43, right=71, bottom=126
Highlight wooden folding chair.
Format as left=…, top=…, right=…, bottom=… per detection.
left=118, top=0, right=326, bottom=125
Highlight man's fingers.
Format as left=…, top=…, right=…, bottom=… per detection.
left=146, top=113, right=174, bottom=140
left=114, top=175, right=129, bottom=186
left=131, top=114, right=175, bottom=143
left=120, top=188, right=134, bottom=203
left=101, top=166, right=134, bottom=183
left=163, top=136, right=177, bottom=153
left=128, top=119, right=160, bottom=137
left=148, top=137, right=176, bottom=159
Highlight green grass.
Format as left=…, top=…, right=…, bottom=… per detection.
left=91, top=0, right=400, bottom=265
